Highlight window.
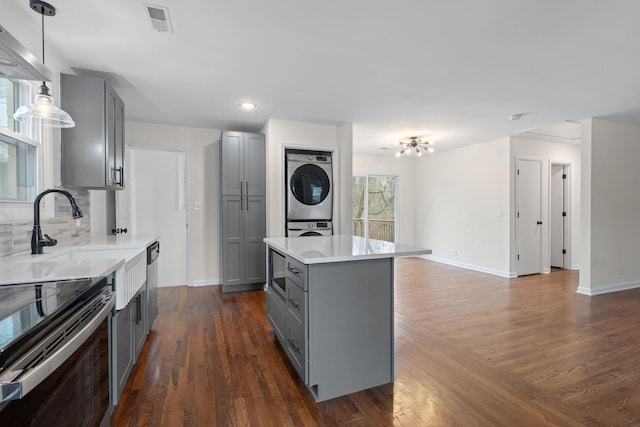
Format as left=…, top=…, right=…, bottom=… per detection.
left=352, top=175, right=397, bottom=242
left=0, top=77, right=40, bottom=203
left=0, top=78, right=17, bottom=130
left=0, top=130, right=37, bottom=201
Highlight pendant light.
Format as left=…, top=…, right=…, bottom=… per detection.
left=13, top=0, right=75, bottom=128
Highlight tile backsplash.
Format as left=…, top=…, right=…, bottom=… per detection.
left=0, top=188, right=91, bottom=257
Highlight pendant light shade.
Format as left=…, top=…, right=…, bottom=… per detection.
left=13, top=1, right=75, bottom=128
left=14, top=82, right=75, bottom=128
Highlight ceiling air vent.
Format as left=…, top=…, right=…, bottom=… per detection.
left=143, top=4, right=173, bottom=33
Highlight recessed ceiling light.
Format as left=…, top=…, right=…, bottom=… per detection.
left=240, top=102, right=256, bottom=110
left=509, top=113, right=524, bottom=121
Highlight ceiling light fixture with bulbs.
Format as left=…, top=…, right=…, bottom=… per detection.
left=395, top=136, right=435, bottom=158
left=13, top=0, right=75, bottom=128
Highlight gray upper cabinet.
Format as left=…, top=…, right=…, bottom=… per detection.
left=220, top=131, right=266, bottom=293
left=221, top=131, right=265, bottom=197
left=61, top=73, right=125, bottom=190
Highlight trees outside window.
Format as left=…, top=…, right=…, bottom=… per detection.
left=352, top=175, right=397, bottom=242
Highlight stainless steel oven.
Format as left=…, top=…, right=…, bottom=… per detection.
left=0, top=276, right=114, bottom=426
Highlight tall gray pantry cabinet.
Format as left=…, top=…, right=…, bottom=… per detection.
left=220, top=131, right=266, bottom=293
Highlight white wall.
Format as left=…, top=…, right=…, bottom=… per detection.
left=510, top=136, right=581, bottom=274
left=414, top=138, right=511, bottom=276
left=579, top=118, right=640, bottom=295
left=125, top=121, right=220, bottom=285
left=352, top=154, right=417, bottom=245
left=262, top=119, right=353, bottom=237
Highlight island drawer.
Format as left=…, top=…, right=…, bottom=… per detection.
left=266, top=288, right=286, bottom=344
left=285, top=257, right=307, bottom=290
left=287, top=278, right=308, bottom=327
left=286, top=315, right=308, bottom=384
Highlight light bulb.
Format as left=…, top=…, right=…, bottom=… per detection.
left=395, top=151, right=402, bottom=158
left=428, top=147, right=435, bottom=154
left=417, top=150, right=422, bottom=157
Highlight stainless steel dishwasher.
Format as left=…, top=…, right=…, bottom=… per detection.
left=146, top=241, right=159, bottom=330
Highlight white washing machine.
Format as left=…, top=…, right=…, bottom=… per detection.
left=286, top=151, right=333, bottom=221
left=287, top=221, right=333, bottom=237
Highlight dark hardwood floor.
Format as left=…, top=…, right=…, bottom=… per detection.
left=111, top=258, right=640, bottom=426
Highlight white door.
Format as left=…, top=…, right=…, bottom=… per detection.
left=550, top=165, right=565, bottom=268
left=517, top=159, right=542, bottom=276
left=132, top=149, right=188, bottom=287
left=115, top=145, right=133, bottom=231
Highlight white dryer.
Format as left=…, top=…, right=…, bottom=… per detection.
left=286, top=151, right=333, bottom=221
left=287, top=221, right=333, bottom=237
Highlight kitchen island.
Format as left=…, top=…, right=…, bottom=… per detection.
left=264, top=235, right=430, bottom=402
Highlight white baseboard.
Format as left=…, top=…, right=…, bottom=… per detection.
left=189, top=278, right=221, bottom=287
left=419, top=255, right=515, bottom=278
left=576, top=279, right=640, bottom=296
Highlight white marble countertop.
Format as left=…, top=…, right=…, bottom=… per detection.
left=264, top=235, right=431, bottom=264
left=0, top=234, right=159, bottom=286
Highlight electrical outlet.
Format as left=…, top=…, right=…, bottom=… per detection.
left=194, top=202, right=201, bottom=211
left=76, top=218, right=82, bottom=227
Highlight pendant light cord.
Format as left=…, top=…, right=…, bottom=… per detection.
left=41, top=11, right=45, bottom=66
left=41, top=11, right=45, bottom=88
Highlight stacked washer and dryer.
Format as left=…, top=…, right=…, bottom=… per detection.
left=286, top=150, right=333, bottom=236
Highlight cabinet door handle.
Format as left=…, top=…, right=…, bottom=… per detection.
left=288, top=338, right=301, bottom=355
left=287, top=266, right=300, bottom=276
left=245, top=182, right=249, bottom=210
left=113, top=166, right=124, bottom=186
left=288, top=298, right=300, bottom=310
left=240, top=181, right=243, bottom=210
left=136, top=294, right=142, bottom=324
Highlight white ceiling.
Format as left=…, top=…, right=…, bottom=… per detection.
left=13, top=0, right=640, bottom=154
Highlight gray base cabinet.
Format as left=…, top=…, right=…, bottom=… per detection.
left=266, top=250, right=394, bottom=402
left=111, top=285, right=148, bottom=405
left=133, top=284, right=148, bottom=359
left=61, top=73, right=125, bottom=190
left=220, top=131, right=266, bottom=293
left=111, top=301, right=133, bottom=405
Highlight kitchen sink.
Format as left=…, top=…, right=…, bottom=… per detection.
left=34, top=247, right=147, bottom=310
left=40, top=248, right=142, bottom=263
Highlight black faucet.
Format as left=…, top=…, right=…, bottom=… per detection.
left=31, top=188, right=83, bottom=255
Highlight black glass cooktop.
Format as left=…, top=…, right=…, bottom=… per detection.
left=0, top=277, right=107, bottom=372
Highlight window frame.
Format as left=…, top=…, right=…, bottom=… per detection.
left=0, top=127, right=40, bottom=203
left=0, top=78, right=54, bottom=222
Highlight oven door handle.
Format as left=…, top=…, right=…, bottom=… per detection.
left=0, top=293, right=115, bottom=403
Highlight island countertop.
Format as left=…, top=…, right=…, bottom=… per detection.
left=264, top=235, right=431, bottom=264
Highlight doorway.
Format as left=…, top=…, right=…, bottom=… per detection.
left=516, top=159, right=542, bottom=276
left=131, top=148, right=188, bottom=287
left=550, top=164, right=570, bottom=269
